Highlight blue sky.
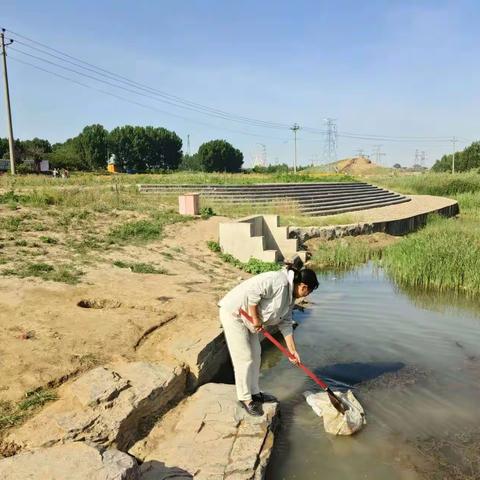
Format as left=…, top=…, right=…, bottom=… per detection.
left=2, top=0, right=479, bottom=167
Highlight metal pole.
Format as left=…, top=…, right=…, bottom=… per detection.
left=452, top=136, right=456, bottom=174
left=1, top=29, right=15, bottom=175
left=290, top=123, right=299, bottom=173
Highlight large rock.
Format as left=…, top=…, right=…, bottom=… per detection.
left=0, top=442, right=139, bottom=480
left=130, top=383, right=278, bottom=480
left=9, top=362, right=186, bottom=451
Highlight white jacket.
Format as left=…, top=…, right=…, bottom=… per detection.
left=218, top=269, right=295, bottom=337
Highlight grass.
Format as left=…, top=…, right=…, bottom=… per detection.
left=206, top=240, right=281, bottom=274
left=368, top=172, right=480, bottom=296
left=107, top=212, right=189, bottom=245
left=0, top=388, right=57, bottom=432
left=309, top=233, right=396, bottom=271
left=0, top=171, right=356, bottom=188
left=2, top=262, right=84, bottom=284
left=113, top=260, right=168, bottom=274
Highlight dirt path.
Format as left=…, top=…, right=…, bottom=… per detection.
left=0, top=216, right=245, bottom=403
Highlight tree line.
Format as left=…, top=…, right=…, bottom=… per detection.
left=432, top=141, right=480, bottom=173
left=0, top=124, right=244, bottom=173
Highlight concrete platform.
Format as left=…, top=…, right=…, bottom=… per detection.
left=289, top=195, right=459, bottom=241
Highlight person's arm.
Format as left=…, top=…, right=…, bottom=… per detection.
left=248, top=304, right=263, bottom=332
left=284, top=333, right=301, bottom=365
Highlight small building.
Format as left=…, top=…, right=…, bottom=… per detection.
left=107, top=153, right=120, bottom=173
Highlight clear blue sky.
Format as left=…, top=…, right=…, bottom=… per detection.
left=2, top=0, right=479, bottom=167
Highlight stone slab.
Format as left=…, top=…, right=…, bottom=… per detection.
left=130, top=383, right=278, bottom=480
left=0, top=442, right=139, bottom=480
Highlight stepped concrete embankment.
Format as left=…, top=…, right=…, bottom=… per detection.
left=289, top=195, right=459, bottom=241
left=139, top=182, right=410, bottom=216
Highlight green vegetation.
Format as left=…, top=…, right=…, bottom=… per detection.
left=107, top=213, right=188, bottom=244
left=432, top=141, right=480, bottom=173
left=0, top=389, right=57, bottom=432
left=2, top=262, right=83, bottom=284
left=370, top=172, right=480, bottom=296
left=382, top=215, right=480, bottom=296
left=113, top=260, right=168, bottom=274
left=310, top=235, right=389, bottom=271
left=206, top=240, right=281, bottom=274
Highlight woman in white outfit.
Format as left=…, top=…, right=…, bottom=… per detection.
left=218, top=266, right=319, bottom=416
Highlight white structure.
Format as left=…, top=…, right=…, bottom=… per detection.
left=219, top=215, right=307, bottom=264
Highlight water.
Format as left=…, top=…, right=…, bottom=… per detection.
left=260, top=264, right=480, bottom=480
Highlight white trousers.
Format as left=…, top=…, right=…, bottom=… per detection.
left=219, top=308, right=261, bottom=402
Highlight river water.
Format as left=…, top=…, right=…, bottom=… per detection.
left=260, top=264, right=480, bottom=480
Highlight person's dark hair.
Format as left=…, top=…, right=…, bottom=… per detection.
left=288, top=266, right=319, bottom=291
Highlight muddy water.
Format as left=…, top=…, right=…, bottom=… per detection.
left=262, top=264, right=480, bottom=480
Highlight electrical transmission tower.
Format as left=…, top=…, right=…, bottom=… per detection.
left=355, top=149, right=366, bottom=158
left=323, top=118, right=337, bottom=164
left=256, top=143, right=267, bottom=166
left=372, top=145, right=386, bottom=165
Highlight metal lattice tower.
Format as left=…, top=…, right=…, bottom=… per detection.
left=323, top=118, right=337, bottom=164
left=372, top=145, right=386, bottom=165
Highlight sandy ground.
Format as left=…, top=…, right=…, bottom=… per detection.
left=0, top=216, right=247, bottom=403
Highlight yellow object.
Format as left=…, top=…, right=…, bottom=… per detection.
left=107, top=164, right=119, bottom=173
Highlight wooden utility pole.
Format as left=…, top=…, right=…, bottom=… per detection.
left=1, top=29, right=15, bottom=175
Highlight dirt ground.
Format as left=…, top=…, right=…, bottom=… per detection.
left=0, top=216, right=246, bottom=404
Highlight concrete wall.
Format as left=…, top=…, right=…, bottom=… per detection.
left=219, top=215, right=306, bottom=263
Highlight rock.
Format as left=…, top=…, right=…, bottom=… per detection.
left=0, top=442, right=139, bottom=480
left=130, top=383, right=278, bottom=479
left=9, top=362, right=186, bottom=451
left=303, top=390, right=366, bottom=436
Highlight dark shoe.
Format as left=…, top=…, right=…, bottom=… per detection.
left=252, top=392, right=277, bottom=403
left=239, top=400, right=263, bottom=416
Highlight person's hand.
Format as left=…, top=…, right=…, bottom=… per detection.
left=289, top=350, right=301, bottom=365
left=252, top=321, right=263, bottom=333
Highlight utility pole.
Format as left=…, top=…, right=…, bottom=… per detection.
left=451, top=136, right=457, bottom=174
left=1, top=29, right=15, bottom=175
left=186, top=134, right=191, bottom=156
left=290, top=123, right=300, bottom=173
left=355, top=149, right=366, bottom=158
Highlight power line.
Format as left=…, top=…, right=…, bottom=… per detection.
left=6, top=29, right=291, bottom=131
left=9, top=56, right=288, bottom=141
left=4, top=27, right=475, bottom=146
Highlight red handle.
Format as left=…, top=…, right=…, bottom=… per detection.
left=239, top=308, right=329, bottom=391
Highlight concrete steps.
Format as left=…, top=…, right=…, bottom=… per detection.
left=139, top=182, right=410, bottom=216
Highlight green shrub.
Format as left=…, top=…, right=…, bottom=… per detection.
left=113, top=260, right=168, bottom=274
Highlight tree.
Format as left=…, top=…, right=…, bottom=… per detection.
left=393, top=163, right=402, bottom=169
left=49, top=139, right=83, bottom=170
left=0, top=138, right=8, bottom=158
left=179, top=153, right=203, bottom=171
left=108, top=125, right=182, bottom=172
left=76, top=124, right=108, bottom=170
left=432, top=141, right=480, bottom=172
left=197, top=140, right=243, bottom=172
left=21, top=138, right=52, bottom=171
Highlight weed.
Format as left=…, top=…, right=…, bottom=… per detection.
left=14, top=240, right=28, bottom=247
left=2, top=262, right=83, bottom=284
left=113, top=260, right=168, bottom=274
left=39, top=236, right=58, bottom=244
left=200, top=206, right=216, bottom=219
left=206, top=240, right=221, bottom=252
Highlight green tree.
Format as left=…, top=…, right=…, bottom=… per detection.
left=108, top=125, right=182, bottom=172
left=76, top=124, right=108, bottom=170
left=21, top=138, right=52, bottom=171
left=48, top=139, right=83, bottom=170
left=179, top=153, right=202, bottom=171
left=0, top=138, right=8, bottom=158
left=197, top=140, right=243, bottom=172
